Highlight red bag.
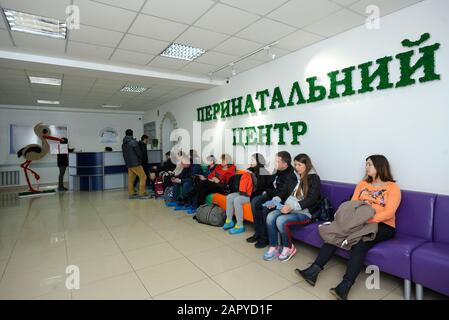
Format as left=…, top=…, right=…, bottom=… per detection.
left=154, top=177, right=164, bottom=198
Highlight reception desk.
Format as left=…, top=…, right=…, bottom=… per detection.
left=69, top=150, right=162, bottom=191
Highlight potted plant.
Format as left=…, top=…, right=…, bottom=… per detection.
left=151, top=138, right=159, bottom=149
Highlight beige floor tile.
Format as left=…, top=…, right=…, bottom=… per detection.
left=114, top=232, right=166, bottom=251
left=154, top=278, right=234, bottom=300
left=31, top=290, right=72, bottom=300
left=0, top=266, right=68, bottom=299
left=108, top=223, right=155, bottom=239
left=187, top=245, right=252, bottom=276
left=137, top=257, right=207, bottom=296
left=155, top=224, right=205, bottom=242
left=0, top=215, right=25, bottom=237
left=143, top=215, right=187, bottom=229
left=202, top=226, right=254, bottom=245
left=227, top=240, right=268, bottom=261
left=169, top=233, right=224, bottom=256
left=0, top=259, right=7, bottom=275
left=72, top=272, right=150, bottom=300
left=212, top=262, right=293, bottom=300
left=65, top=229, right=113, bottom=245
left=69, top=253, right=133, bottom=286
left=0, top=235, right=17, bottom=260
left=124, top=242, right=182, bottom=270
left=67, top=237, right=121, bottom=262
left=7, top=245, right=67, bottom=274
left=383, top=286, right=449, bottom=300
left=98, top=212, right=144, bottom=228
left=264, top=284, right=320, bottom=300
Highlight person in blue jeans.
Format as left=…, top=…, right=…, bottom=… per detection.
left=263, top=153, right=322, bottom=262
left=247, top=151, right=298, bottom=248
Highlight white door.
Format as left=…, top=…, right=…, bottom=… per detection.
left=161, top=116, right=175, bottom=154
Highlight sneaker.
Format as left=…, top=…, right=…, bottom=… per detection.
left=263, top=246, right=280, bottom=261
left=187, top=208, right=197, bottom=215
left=128, top=194, right=139, bottom=199
left=166, top=201, right=178, bottom=207
left=278, top=245, right=297, bottom=262
left=223, top=220, right=235, bottom=230
left=229, top=226, right=245, bottom=235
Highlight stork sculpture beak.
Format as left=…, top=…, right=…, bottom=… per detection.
left=43, top=135, right=63, bottom=142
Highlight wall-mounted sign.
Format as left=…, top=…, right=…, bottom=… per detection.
left=99, top=127, right=119, bottom=144
left=195, top=33, right=442, bottom=146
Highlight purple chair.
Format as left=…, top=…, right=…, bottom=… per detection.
left=290, top=180, right=437, bottom=300
left=412, top=195, right=449, bottom=299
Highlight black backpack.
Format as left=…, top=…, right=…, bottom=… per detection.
left=312, top=197, right=334, bottom=222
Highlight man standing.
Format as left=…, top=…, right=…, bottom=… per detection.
left=122, top=129, right=148, bottom=198
left=137, top=134, right=149, bottom=187
left=57, top=137, right=74, bottom=191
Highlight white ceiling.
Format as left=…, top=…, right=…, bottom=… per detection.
left=0, top=0, right=423, bottom=111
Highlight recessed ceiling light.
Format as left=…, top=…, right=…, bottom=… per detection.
left=120, top=85, right=147, bottom=93
left=37, top=100, right=60, bottom=105
left=3, top=9, right=67, bottom=39
left=160, top=43, right=205, bottom=61
left=102, top=105, right=121, bottom=108
left=29, top=76, right=62, bottom=86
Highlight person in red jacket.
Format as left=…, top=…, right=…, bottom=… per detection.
left=187, top=153, right=236, bottom=214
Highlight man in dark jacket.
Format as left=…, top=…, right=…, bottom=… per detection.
left=57, top=137, right=74, bottom=191
left=247, top=151, right=298, bottom=248
left=122, top=129, right=147, bottom=198
left=135, top=135, right=149, bottom=187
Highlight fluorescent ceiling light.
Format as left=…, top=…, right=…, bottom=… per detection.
left=120, top=85, right=147, bottom=93
left=102, top=105, right=121, bottom=108
left=160, top=43, right=205, bottom=61
left=37, top=100, right=60, bottom=105
left=3, top=9, right=67, bottom=39
left=29, top=76, right=62, bottom=86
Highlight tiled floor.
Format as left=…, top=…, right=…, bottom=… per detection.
left=0, top=189, right=447, bottom=300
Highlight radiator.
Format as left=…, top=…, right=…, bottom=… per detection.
left=0, top=170, right=20, bottom=186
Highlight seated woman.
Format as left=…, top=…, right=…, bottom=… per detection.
left=204, top=155, right=217, bottom=176
left=296, top=155, right=401, bottom=300
left=263, top=153, right=321, bottom=262
left=186, top=154, right=236, bottom=214
left=172, top=155, right=203, bottom=210
left=223, top=153, right=271, bottom=235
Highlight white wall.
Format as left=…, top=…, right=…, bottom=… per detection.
left=0, top=106, right=143, bottom=186
left=145, top=0, right=449, bottom=195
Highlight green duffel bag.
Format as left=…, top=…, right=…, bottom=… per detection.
left=193, top=204, right=226, bottom=227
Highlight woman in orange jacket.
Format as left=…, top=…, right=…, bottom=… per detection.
left=224, top=153, right=270, bottom=235
left=296, top=155, right=401, bottom=300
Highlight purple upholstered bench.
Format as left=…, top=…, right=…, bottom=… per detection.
left=290, top=180, right=438, bottom=300
left=412, top=195, right=449, bottom=299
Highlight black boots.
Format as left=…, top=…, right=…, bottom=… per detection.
left=254, top=238, right=268, bottom=249
left=329, top=278, right=353, bottom=300
left=295, top=263, right=322, bottom=287
left=246, top=234, right=259, bottom=243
